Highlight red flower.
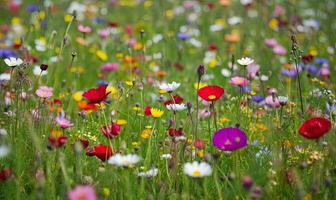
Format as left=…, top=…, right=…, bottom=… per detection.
left=168, top=128, right=183, bottom=137
left=48, top=136, right=68, bottom=148
left=86, top=144, right=113, bottom=161
left=80, top=139, right=90, bottom=149
left=100, top=123, right=121, bottom=138
left=197, top=85, right=224, bottom=102
left=299, top=117, right=332, bottom=139
left=208, top=44, right=217, bottom=51
left=144, top=106, right=152, bottom=116
left=82, top=85, right=110, bottom=104
left=0, top=168, right=13, bottom=182
left=164, top=95, right=183, bottom=106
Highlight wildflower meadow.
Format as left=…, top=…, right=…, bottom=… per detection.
left=1, top=0, right=336, bottom=199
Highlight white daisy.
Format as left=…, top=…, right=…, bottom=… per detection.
left=138, top=168, right=159, bottom=177
left=159, top=81, right=181, bottom=92
left=183, top=161, right=212, bottom=178
left=221, top=68, right=231, bottom=77
left=237, top=57, right=254, bottom=66
left=4, top=57, right=23, bottom=67
left=166, top=103, right=187, bottom=111
left=108, top=153, right=141, bottom=167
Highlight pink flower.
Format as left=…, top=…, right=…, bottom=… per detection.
left=35, top=86, right=53, bottom=99
left=273, top=5, right=285, bottom=17
left=68, top=185, right=97, bottom=200
left=101, top=63, right=118, bottom=72
left=273, top=45, right=287, bottom=55
left=320, top=67, right=330, bottom=76
left=229, top=76, right=249, bottom=87
left=264, top=38, right=278, bottom=48
left=265, top=96, right=280, bottom=108
left=56, top=116, right=73, bottom=129
left=247, top=63, right=260, bottom=78
left=198, top=109, right=211, bottom=119
left=78, top=25, right=92, bottom=33
left=98, top=28, right=110, bottom=38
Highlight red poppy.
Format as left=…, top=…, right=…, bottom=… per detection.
left=100, top=123, right=121, bottom=138
left=302, top=54, right=314, bottom=64
left=144, top=106, right=152, bottom=116
left=299, top=117, right=332, bottom=139
left=197, top=85, right=224, bottom=102
left=168, top=128, right=183, bottom=137
left=164, top=95, right=183, bottom=106
left=48, top=136, right=68, bottom=148
left=0, top=168, right=13, bottom=182
left=82, top=85, right=110, bottom=104
left=208, top=44, right=217, bottom=51
left=86, top=144, right=113, bottom=161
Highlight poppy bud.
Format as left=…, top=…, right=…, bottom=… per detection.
left=197, top=64, right=205, bottom=78
left=40, top=64, right=48, bottom=71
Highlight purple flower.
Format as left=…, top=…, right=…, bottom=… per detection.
left=0, top=49, right=17, bottom=58
left=68, top=185, right=97, bottom=200
left=252, top=96, right=265, bottom=103
left=177, top=33, right=192, bottom=40
left=264, top=38, right=278, bottom=48
left=212, top=127, right=248, bottom=151
left=273, top=45, right=287, bottom=55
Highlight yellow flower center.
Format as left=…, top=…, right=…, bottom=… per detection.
left=208, top=95, right=216, bottom=100
left=192, top=170, right=201, bottom=176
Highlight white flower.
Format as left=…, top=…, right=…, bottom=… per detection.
left=33, top=66, right=48, bottom=76
left=159, top=81, right=181, bottom=92
left=259, top=75, right=269, bottom=82
left=4, top=57, right=23, bottom=67
left=278, top=96, right=289, bottom=105
left=108, top=153, right=141, bottom=167
left=160, top=154, right=172, bottom=159
left=138, top=168, right=158, bottom=177
left=166, top=103, right=187, bottom=111
left=0, top=145, right=10, bottom=158
left=221, top=68, right=231, bottom=77
left=237, top=57, right=254, bottom=66
left=0, top=73, right=11, bottom=81
left=183, top=161, right=212, bottom=178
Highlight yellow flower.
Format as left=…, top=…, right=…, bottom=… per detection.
left=103, top=188, right=110, bottom=197
left=165, top=10, right=174, bottom=18
left=64, top=14, right=73, bottom=23
left=117, top=119, right=127, bottom=125
left=256, top=124, right=268, bottom=131
left=125, top=80, right=134, bottom=86
left=141, top=129, right=152, bottom=139
left=208, top=58, right=217, bottom=68
left=51, top=130, right=63, bottom=138
left=150, top=108, right=164, bottom=118
left=132, top=106, right=141, bottom=112
left=197, top=150, right=204, bottom=158
left=159, top=89, right=167, bottom=94
left=268, top=18, right=278, bottom=30
left=219, top=117, right=231, bottom=125
left=72, top=91, right=83, bottom=102
left=144, top=0, right=153, bottom=8
left=107, top=86, right=118, bottom=95
left=96, top=50, right=108, bottom=61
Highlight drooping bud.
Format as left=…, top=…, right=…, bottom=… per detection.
left=40, top=64, right=48, bottom=71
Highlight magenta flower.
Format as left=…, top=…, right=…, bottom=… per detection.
left=212, top=127, right=248, bottom=151
left=101, top=63, right=119, bottom=72
left=229, top=76, right=249, bottom=87
left=78, top=25, right=92, bottom=33
left=35, top=86, right=53, bottom=99
left=68, top=185, right=97, bottom=200
left=56, top=116, right=73, bottom=129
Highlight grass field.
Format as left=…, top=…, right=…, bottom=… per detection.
left=0, top=0, right=336, bottom=199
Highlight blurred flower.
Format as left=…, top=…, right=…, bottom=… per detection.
left=101, top=63, right=118, bottom=72
left=108, top=153, right=141, bottom=167
left=82, top=85, right=110, bottom=104
left=230, top=76, right=249, bottom=87
left=68, top=185, right=97, bottom=200
left=138, top=168, right=158, bottom=177
left=150, top=108, right=164, bottom=118
left=166, top=103, right=187, bottom=111
left=4, top=57, right=23, bottom=67
left=86, top=144, right=113, bottom=161
left=183, top=161, right=212, bottom=178
left=36, top=86, right=53, bottom=99
left=159, top=82, right=181, bottom=92
left=237, top=57, right=254, bottom=66
left=100, top=123, right=121, bottom=138
left=56, top=116, right=73, bottom=129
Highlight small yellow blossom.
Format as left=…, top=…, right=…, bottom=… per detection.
left=72, top=91, right=83, bottom=102
left=150, top=108, right=164, bottom=118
